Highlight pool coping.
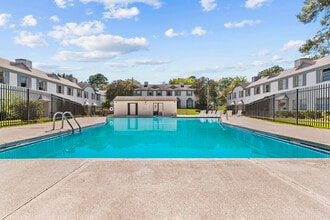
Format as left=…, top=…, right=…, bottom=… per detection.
left=222, top=122, right=330, bottom=155
left=0, top=122, right=106, bottom=152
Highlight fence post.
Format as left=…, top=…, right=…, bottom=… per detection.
left=272, top=94, right=275, bottom=121
left=296, top=88, right=299, bottom=125
left=26, top=88, right=30, bottom=123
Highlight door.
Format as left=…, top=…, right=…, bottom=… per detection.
left=128, top=103, right=138, bottom=115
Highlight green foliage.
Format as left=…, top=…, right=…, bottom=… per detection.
left=88, top=73, right=109, bottom=90
left=192, top=77, right=219, bottom=110
left=218, top=76, right=247, bottom=105
left=169, top=76, right=196, bottom=85
left=297, top=0, right=330, bottom=58
left=106, top=79, right=135, bottom=101
left=257, top=65, right=284, bottom=77
left=11, top=100, right=43, bottom=121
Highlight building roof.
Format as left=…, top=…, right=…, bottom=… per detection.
left=114, top=96, right=177, bottom=101
left=0, top=57, right=81, bottom=89
left=134, top=84, right=195, bottom=91
left=246, top=56, right=330, bottom=88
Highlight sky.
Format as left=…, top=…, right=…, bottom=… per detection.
left=0, top=0, right=321, bottom=84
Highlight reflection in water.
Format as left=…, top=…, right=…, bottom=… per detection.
left=0, top=117, right=328, bottom=159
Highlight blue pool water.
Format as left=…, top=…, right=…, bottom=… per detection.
left=0, top=117, right=328, bottom=159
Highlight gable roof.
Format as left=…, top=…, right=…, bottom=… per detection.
left=0, top=57, right=81, bottom=89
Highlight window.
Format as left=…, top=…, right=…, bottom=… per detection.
left=57, top=85, right=63, bottom=94
left=166, top=91, right=172, bottom=96
left=322, top=68, right=330, bottom=82
left=96, top=94, right=100, bottom=101
left=84, top=91, right=89, bottom=99
left=233, top=92, right=236, bottom=99
left=239, top=91, right=244, bottom=98
left=316, top=97, right=330, bottom=110
left=245, top=89, right=250, bottom=97
left=156, top=90, right=162, bottom=96
left=67, top=87, right=73, bottom=96
left=77, top=90, right=82, bottom=97
left=293, top=74, right=306, bottom=87
left=227, top=93, right=232, bottom=100
left=254, top=86, right=260, bottom=95
left=263, top=84, right=270, bottom=93
left=0, top=71, right=5, bottom=84
left=38, top=80, right=47, bottom=91
left=135, top=90, right=142, bottom=96
left=19, top=75, right=28, bottom=87
left=147, top=91, right=153, bottom=96
left=186, top=90, right=192, bottom=96
left=91, top=93, right=95, bottom=100
left=292, top=99, right=307, bottom=110
left=175, top=91, right=181, bottom=96
left=278, top=78, right=288, bottom=90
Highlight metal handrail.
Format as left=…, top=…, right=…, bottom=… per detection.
left=52, top=111, right=81, bottom=134
left=62, top=111, right=81, bottom=133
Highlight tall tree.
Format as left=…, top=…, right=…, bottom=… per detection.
left=169, top=76, right=196, bottom=85
left=106, top=79, right=135, bottom=101
left=88, top=73, right=108, bottom=90
left=297, top=0, right=330, bottom=58
left=192, top=77, right=219, bottom=110
left=257, top=65, right=284, bottom=77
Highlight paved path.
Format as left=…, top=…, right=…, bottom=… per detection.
left=0, top=116, right=329, bottom=219
left=223, top=116, right=330, bottom=148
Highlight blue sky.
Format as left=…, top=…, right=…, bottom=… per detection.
left=0, top=0, right=320, bottom=84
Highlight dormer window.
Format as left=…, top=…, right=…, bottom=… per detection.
left=0, top=71, right=5, bottom=84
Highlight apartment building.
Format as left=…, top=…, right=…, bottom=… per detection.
left=227, top=56, right=330, bottom=112
left=0, top=57, right=105, bottom=116
left=134, top=82, right=198, bottom=108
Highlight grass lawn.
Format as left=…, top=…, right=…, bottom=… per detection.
left=177, top=108, right=200, bottom=115
left=275, top=117, right=330, bottom=128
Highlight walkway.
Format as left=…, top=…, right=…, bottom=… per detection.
left=0, top=116, right=329, bottom=219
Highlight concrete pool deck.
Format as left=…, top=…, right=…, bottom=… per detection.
left=0, top=116, right=329, bottom=219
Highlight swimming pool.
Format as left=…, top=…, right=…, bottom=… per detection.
left=0, top=117, right=328, bottom=158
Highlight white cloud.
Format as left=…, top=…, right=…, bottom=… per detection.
left=191, top=26, right=207, bottom=36
left=80, top=0, right=161, bottom=19
left=245, top=0, right=270, bottom=9
left=165, top=28, right=184, bottom=38
left=53, top=34, right=149, bottom=61
left=54, top=0, right=74, bottom=8
left=280, top=40, right=305, bottom=52
left=128, top=58, right=171, bottom=66
left=50, top=16, right=60, bottom=22
left=21, top=15, right=37, bottom=27
left=103, top=7, right=139, bottom=19
left=224, top=19, right=261, bottom=28
left=200, top=0, right=217, bottom=11
left=0, top=13, right=11, bottom=26
left=272, top=55, right=283, bottom=62
left=14, top=31, right=48, bottom=48
left=252, top=60, right=267, bottom=67
left=49, top=21, right=104, bottom=40
left=256, top=49, right=270, bottom=56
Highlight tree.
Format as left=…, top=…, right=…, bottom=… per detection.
left=297, top=0, right=330, bottom=58
left=88, top=73, right=108, bottom=90
left=106, top=79, right=135, bottom=102
left=192, top=77, right=219, bottom=110
left=169, top=76, right=196, bottom=85
left=257, top=65, right=284, bottom=77
left=218, top=76, right=247, bottom=105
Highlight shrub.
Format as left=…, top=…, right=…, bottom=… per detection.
left=11, top=100, right=43, bottom=121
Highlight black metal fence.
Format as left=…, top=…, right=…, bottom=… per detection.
left=245, top=84, right=330, bottom=128
left=0, top=84, right=84, bottom=127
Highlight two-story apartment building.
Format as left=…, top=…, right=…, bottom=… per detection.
left=227, top=56, right=330, bottom=112
left=134, top=82, right=198, bottom=108
left=0, top=57, right=105, bottom=117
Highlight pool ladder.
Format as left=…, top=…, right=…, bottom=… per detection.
left=52, top=111, right=81, bottom=134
